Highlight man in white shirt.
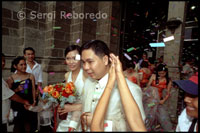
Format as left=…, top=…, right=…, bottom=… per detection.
left=23, top=47, right=43, bottom=97
left=174, top=73, right=198, bottom=132
left=23, top=47, right=43, bottom=132
left=79, top=40, right=146, bottom=131
left=2, top=53, right=30, bottom=132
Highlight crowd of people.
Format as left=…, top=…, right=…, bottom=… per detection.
left=2, top=40, right=198, bottom=132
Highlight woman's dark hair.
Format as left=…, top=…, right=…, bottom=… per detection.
left=156, top=63, right=169, bottom=85
left=11, top=56, right=26, bottom=72
left=80, top=40, right=110, bottom=62
left=132, top=55, right=139, bottom=63
left=142, top=51, right=148, bottom=57
left=148, top=57, right=154, bottom=64
left=125, top=61, right=135, bottom=69
left=65, top=45, right=81, bottom=56
left=141, top=61, right=149, bottom=68
left=23, top=47, right=35, bottom=54
left=2, top=53, right=5, bottom=57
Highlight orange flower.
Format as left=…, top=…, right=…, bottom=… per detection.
left=43, top=86, right=49, bottom=93
left=52, top=91, right=59, bottom=98
left=65, top=87, right=72, bottom=94
left=65, top=82, right=75, bottom=91
left=47, top=85, right=54, bottom=94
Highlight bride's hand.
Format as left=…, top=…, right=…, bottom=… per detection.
left=57, top=104, right=73, bottom=115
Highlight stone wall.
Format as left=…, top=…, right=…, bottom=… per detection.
left=2, top=1, right=121, bottom=86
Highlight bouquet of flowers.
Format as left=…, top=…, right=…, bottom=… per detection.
left=42, top=82, right=77, bottom=108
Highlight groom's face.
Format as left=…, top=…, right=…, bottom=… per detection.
left=81, top=48, right=109, bottom=80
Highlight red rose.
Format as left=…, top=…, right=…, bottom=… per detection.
left=62, top=90, right=70, bottom=98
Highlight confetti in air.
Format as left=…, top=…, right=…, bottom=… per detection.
left=65, top=13, right=71, bottom=19
left=124, top=53, right=132, bottom=60
left=147, top=103, right=155, bottom=107
left=127, top=47, right=134, bottom=52
left=53, top=27, right=61, bottom=30
left=76, top=39, right=80, bottom=43
left=163, top=36, right=174, bottom=42
left=38, top=86, right=43, bottom=94
left=149, top=43, right=165, bottom=47
left=49, top=72, right=55, bottom=75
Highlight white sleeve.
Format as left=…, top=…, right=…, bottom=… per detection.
left=176, top=123, right=180, bottom=132
left=38, top=65, right=43, bottom=83
left=126, top=79, right=146, bottom=121
left=2, top=79, right=15, bottom=100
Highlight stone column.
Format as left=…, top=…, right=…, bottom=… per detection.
left=96, top=2, right=112, bottom=47
left=43, top=1, right=72, bottom=85
left=2, top=1, right=22, bottom=79
left=69, top=1, right=84, bottom=45
left=163, top=1, right=187, bottom=121
left=110, top=1, right=121, bottom=54
left=82, top=1, right=98, bottom=43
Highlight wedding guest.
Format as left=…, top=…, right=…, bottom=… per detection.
left=2, top=53, right=30, bottom=132
left=79, top=40, right=145, bottom=131
left=56, top=45, right=88, bottom=131
left=148, top=57, right=156, bottom=74
left=91, top=53, right=146, bottom=131
left=23, top=47, right=42, bottom=131
left=139, top=61, right=151, bottom=88
left=6, top=56, right=36, bottom=133
left=144, top=64, right=173, bottom=131
left=123, top=61, right=140, bottom=86
left=138, top=51, right=149, bottom=69
left=174, top=73, right=198, bottom=132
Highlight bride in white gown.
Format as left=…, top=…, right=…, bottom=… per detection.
left=56, top=45, right=88, bottom=131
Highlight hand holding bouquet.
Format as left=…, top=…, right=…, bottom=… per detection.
left=42, top=82, right=77, bottom=108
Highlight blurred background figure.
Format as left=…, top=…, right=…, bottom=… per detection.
left=181, top=56, right=196, bottom=80
left=138, top=61, right=151, bottom=88
left=124, top=61, right=140, bottom=86
left=143, top=64, right=173, bottom=131
left=138, top=51, right=149, bottom=69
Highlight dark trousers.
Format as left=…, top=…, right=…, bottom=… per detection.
left=13, top=110, right=38, bottom=133
left=2, top=123, right=7, bottom=133
left=40, top=125, right=53, bottom=133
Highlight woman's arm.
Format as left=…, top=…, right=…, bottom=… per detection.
left=57, top=103, right=82, bottom=115
left=160, top=80, right=172, bottom=104
left=136, top=73, right=141, bottom=86
left=90, top=58, right=116, bottom=131
left=6, top=76, right=14, bottom=89
left=110, top=54, right=146, bottom=131
left=146, top=74, right=155, bottom=88
left=10, top=94, right=30, bottom=105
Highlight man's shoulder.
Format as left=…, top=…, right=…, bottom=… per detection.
left=126, top=78, right=140, bottom=88
left=125, top=78, right=142, bottom=94
left=33, top=61, right=42, bottom=69
left=177, top=108, right=193, bottom=131
left=178, top=108, right=193, bottom=123
left=34, top=60, right=41, bottom=65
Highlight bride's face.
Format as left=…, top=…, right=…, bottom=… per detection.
left=65, top=50, right=81, bottom=71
